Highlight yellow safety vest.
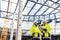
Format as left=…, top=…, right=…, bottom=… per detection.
left=30, top=25, right=41, bottom=38
left=44, top=32, right=49, bottom=37
left=42, top=23, right=51, bottom=33
left=42, top=23, right=51, bottom=37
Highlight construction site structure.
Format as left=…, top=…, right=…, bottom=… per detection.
left=0, top=18, right=9, bottom=40
left=0, top=27, right=8, bottom=40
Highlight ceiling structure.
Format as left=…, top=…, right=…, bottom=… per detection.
left=0, top=0, right=60, bottom=22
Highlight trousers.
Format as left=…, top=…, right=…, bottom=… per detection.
left=33, top=38, right=40, bottom=40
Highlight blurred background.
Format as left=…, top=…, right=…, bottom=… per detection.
left=0, top=0, right=60, bottom=40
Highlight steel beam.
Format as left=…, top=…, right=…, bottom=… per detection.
left=50, top=0, right=60, bottom=4
left=27, top=0, right=39, bottom=15
left=2, top=0, right=17, bottom=4
left=23, top=0, right=29, bottom=11
left=41, top=3, right=54, bottom=15
left=16, top=0, right=23, bottom=40
left=6, top=0, right=10, bottom=17
left=0, top=9, right=60, bottom=16
left=14, top=0, right=19, bottom=13
left=0, top=10, right=14, bottom=14
left=34, top=0, right=48, bottom=15
left=10, top=0, right=19, bottom=40
left=48, top=4, right=60, bottom=15
left=0, top=1, right=1, bottom=17
left=0, top=16, right=60, bottom=22
left=29, top=0, right=60, bottom=11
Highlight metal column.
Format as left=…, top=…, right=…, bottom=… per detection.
left=10, top=12, right=16, bottom=40
left=16, top=0, right=23, bottom=40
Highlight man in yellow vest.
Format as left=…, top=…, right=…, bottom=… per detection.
left=41, top=21, right=51, bottom=40
left=30, top=22, right=41, bottom=40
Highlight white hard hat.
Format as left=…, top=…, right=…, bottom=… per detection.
left=41, top=20, right=47, bottom=24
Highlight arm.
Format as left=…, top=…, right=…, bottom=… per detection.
left=47, top=24, right=51, bottom=33
left=30, top=25, right=34, bottom=35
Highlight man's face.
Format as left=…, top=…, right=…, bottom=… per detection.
left=43, top=21, right=46, bottom=25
